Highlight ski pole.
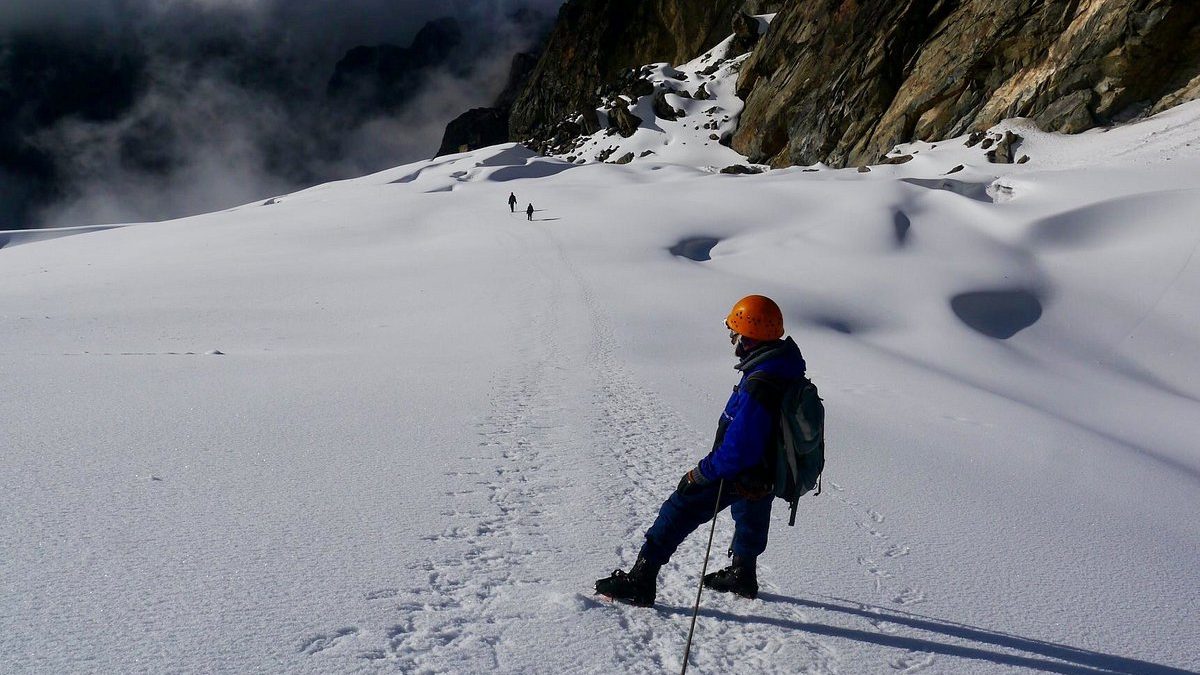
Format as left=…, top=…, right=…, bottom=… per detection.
left=681, top=479, right=724, bottom=675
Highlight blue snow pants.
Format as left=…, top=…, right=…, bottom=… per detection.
left=639, top=480, right=772, bottom=565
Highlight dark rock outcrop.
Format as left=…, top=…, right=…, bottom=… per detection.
left=729, top=12, right=763, bottom=56
left=653, top=90, right=685, bottom=121
left=328, top=18, right=465, bottom=116
left=734, top=0, right=1200, bottom=168
left=987, top=131, right=1023, bottom=164
left=509, top=0, right=745, bottom=149
left=607, top=100, right=643, bottom=138
left=462, top=0, right=1200, bottom=169
left=720, top=164, right=764, bottom=174
left=438, top=108, right=511, bottom=156
left=436, top=51, right=542, bottom=156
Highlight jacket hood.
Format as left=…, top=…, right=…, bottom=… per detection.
left=735, top=336, right=806, bottom=378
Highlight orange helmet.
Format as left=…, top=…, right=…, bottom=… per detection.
left=726, top=295, right=784, bottom=341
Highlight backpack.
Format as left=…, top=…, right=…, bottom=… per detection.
left=748, top=372, right=825, bottom=526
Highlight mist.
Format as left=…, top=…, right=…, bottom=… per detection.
left=0, top=0, right=563, bottom=229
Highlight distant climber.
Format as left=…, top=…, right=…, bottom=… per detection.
left=526, top=203, right=534, bottom=221
left=508, top=192, right=517, bottom=213
left=595, top=295, right=809, bottom=607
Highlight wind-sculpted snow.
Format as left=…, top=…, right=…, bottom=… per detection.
left=668, top=236, right=721, bottom=262
left=2, top=102, right=1200, bottom=673
left=0, top=223, right=123, bottom=249
left=486, top=160, right=576, bottom=182
left=900, top=177, right=994, bottom=203
left=950, top=289, right=1045, bottom=340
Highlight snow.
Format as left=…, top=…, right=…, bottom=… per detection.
left=552, top=31, right=761, bottom=170
left=4, top=56, right=1200, bottom=675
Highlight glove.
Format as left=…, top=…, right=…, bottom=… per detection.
left=676, top=466, right=712, bottom=495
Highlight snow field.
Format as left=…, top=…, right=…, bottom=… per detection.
left=3, top=100, right=1200, bottom=672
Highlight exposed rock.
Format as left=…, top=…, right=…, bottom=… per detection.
left=987, top=131, right=1023, bottom=164
left=614, top=152, right=636, bottom=164
left=652, top=90, right=685, bottom=121
left=742, top=1, right=786, bottom=13
left=1018, top=155, right=1031, bottom=164
left=509, top=0, right=744, bottom=145
left=946, top=164, right=965, bottom=175
left=965, top=131, right=986, bottom=148
left=580, top=107, right=602, bottom=135
left=881, top=154, right=914, bottom=165
left=732, top=0, right=1200, bottom=168
left=1036, top=90, right=1097, bottom=134
left=507, top=0, right=1200, bottom=168
left=494, top=52, right=542, bottom=110
left=608, top=100, right=643, bottom=137
left=730, top=12, right=763, bottom=56
left=695, top=83, right=711, bottom=100
left=625, top=78, right=656, bottom=100
left=857, top=166, right=871, bottom=173
left=640, top=150, right=657, bottom=157
left=709, top=133, right=721, bottom=140
left=329, top=18, right=464, bottom=114
left=435, top=50, right=542, bottom=157
left=721, top=164, right=764, bottom=174
left=437, top=108, right=513, bottom=157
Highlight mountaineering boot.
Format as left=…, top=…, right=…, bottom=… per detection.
left=595, top=556, right=660, bottom=607
left=703, top=555, right=758, bottom=599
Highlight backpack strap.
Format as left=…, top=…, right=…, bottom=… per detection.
left=743, top=371, right=787, bottom=408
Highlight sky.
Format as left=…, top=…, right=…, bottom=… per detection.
left=0, top=0, right=562, bottom=51
left=0, top=0, right=565, bottom=229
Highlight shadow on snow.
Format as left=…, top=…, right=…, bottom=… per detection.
left=655, top=594, right=1192, bottom=675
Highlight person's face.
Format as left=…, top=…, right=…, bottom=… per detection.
left=726, top=321, right=751, bottom=357
left=724, top=321, right=744, bottom=357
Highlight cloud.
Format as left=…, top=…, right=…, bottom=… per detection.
left=2, top=0, right=564, bottom=228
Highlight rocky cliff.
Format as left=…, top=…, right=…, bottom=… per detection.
left=508, top=0, right=759, bottom=143
left=506, top=0, right=1200, bottom=168
left=735, top=0, right=1200, bottom=167
left=436, top=51, right=541, bottom=157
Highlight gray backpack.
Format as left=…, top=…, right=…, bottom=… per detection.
left=748, top=373, right=826, bottom=526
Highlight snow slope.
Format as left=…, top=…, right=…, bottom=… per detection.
left=3, top=101, right=1200, bottom=674
left=555, top=23, right=765, bottom=169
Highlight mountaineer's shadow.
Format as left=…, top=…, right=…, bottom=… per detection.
left=656, top=594, right=1192, bottom=675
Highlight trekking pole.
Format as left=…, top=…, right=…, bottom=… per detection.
left=681, top=479, right=725, bottom=675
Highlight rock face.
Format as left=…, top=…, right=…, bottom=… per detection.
left=508, top=0, right=745, bottom=146
left=438, top=108, right=511, bottom=156
left=437, top=52, right=541, bottom=156
left=328, top=18, right=465, bottom=116
left=461, top=0, right=1200, bottom=168
left=607, top=100, right=644, bottom=137
left=734, top=0, right=1200, bottom=167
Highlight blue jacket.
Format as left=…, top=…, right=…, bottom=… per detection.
left=698, top=337, right=807, bottom=482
